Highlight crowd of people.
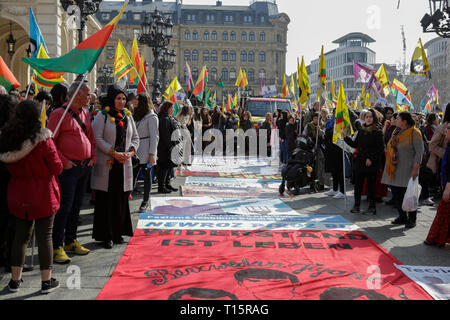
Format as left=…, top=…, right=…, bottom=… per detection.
left=0, top=79, right=449, bottom=295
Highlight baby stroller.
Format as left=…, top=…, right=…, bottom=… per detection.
left=279, top=136, right=317, bottom=196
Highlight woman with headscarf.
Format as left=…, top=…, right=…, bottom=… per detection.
left=91, top=85, right=139, bottom=249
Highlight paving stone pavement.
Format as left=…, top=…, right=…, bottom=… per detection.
left=0, top=176, right=448, bottom=300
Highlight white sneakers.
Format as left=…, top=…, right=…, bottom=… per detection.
left=324, top=189, right=345, bottom=199
left=333, top=192, right=345, bottom=199
left=324, top=189, right=337, bottom=196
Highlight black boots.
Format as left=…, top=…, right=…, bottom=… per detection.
left=364, top=201, right=377, bottom=215
left=392, top=212, right=408, bottom=225
left=405, top=212, right=417, bottom=229
left=351, top=204, right=361, bottom=214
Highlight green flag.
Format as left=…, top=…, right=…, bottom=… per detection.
left=216, top=77, right=224, bottom=89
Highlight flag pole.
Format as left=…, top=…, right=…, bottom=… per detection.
left=52, top=72, right=88, bottom=138
left=131, top=66, right=148, bottom=94
left=342, top=145, right=347, bottom=212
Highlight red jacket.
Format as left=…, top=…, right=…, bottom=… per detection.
left=0, top=128, right=63, bottom=221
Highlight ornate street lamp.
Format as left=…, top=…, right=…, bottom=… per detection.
left=6, top=22, right=16, bottom=58
left=60, top=0, right=103, bottom=44
left=160, top=48, right=176, bottom=89
left=97, top=64, right=113, bottom=93
left=421, top=0, right=450, bottom=38
left=139, top=9, right=175, bottom=102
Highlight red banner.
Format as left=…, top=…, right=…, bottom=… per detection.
left=97, top=229, right=432, bottom=300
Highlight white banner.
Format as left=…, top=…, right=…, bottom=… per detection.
left=395, top=264, right=450, bottom=300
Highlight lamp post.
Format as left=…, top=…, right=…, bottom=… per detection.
left=6, top=22, right=16, bottom=59
left=421, top=0, right=450, bottom=38
left=139, top=9, right=175, bottom=102
left=60, top=0, right=103, bottom=44
left=97, top=64, right=113, bottom=93
left=160, top=48, right=177, bottom=89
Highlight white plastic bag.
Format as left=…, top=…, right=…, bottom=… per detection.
left=402, top=178, right=422, bottom=212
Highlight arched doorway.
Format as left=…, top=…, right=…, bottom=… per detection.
left=0, top=17, right=29, bottom=91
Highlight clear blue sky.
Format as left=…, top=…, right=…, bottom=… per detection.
left=113, top=0, right=437, bottom=73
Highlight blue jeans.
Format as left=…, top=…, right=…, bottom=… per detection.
left=53, top=165, right=91, bottom=249
left=280, top=140, right=289, bottom=164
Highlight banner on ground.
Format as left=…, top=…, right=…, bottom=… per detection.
left=187, top=156, right=280, bottom=175
left=185, top=177, right=281, bottom=190
left=175, top=170, right=282, bottom=180
left=97, top=229, right=432, bottom=300
left=137, top=214, right=358, bottom=231
left=395, top=264, right=450, bottom=300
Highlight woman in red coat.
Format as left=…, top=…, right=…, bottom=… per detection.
left=0, top=100, right=63, bottom=294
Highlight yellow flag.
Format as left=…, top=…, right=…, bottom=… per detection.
left=242, top=69, right=248, bottom=88
left=235, top=68, right=244, bottom=88
left=333, top=81, right=354, bottom=144
left=298, top=57, right=310, bottom=104
left=222, top=95, right=225, bottom=113
left=129, top=37, right=141, bottom=85
left=410, top=38, right=431, bottom=79
left=319, top=45, right=327, bottom=90
left=233, top=94, right=238, bottom=109
left=375, top=64, right=390, bottom=97
left=289, top=74, right=296, bottom=97
left=365, top=92, right=370, bottom=108
left=40, top=101, right=46, bottom=128
left=114, top=39, right=133, bottom=81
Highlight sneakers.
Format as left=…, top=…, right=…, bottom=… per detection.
left=421, top=197, right=435, bottom=206
left=41, top=278, right=60, bottom=294
left=333, top=192, right=345, bottom=199
left=7, top=279, right=23, bottom=293
left=325, top=189, right=338, bottom=197
left=64, top=240, right=90, bottom=256
left=139, top=201, right=151, bottom=212
left=53, top=246, right=71, bottom=264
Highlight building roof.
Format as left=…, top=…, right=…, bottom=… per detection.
left=424, top=36, right=449, bottom=49
left=332, top=32, right=376, bottom=44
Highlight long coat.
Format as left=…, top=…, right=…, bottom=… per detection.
left=91, top=112, right=139, bottom=192
left=0, top=128, right=63, bottom=220
left=135, top=111, right=159, bottom=165
left=158, top=112, right=181, bottom=164
left=344, top=125, right=385, bottom=174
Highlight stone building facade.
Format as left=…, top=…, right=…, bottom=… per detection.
left=0, top=0, right=101, bottom=92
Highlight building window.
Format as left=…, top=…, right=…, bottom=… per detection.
left=249, top=32, right=255, bottom=41
left=260, top=32, right=265, bottom=42
left=230, top=68, right=236, bottom=80
left=184, top=50, right=191, bottom=61
left=211, top=31, right=217, bottom=40
left=241, top=32, right=247, bottom=41
left=260, top=15, right=266, bottom=23
left=222, top=68, right=228, bottom=81
left=206, top=14, right=215, bottom=22
left=277, top=34, right=281, bottom=43
left=211, top=50, right=218, bottom=61
left=185, top=31, right=190, bottom=40
left=230, top=50, right=236, bottom=61
left=222, top=31, right=228, bottom=41
left=248, top=69, right=255, bottom=81
left=248, top=51, right=255, bottom=62
left=134, top=13, right=141, bottom=21
left=224, top=15, right=234, bottom=22
left=259, top=51, right=266, bottom=62
left=192, top=50, right=199, bottom=61
left=204, top=31, right=209, bottom=40
left=193, top=31, right=198, bottom=40
left=192, top=68, right=199, bottom=80
left=230, top=31, right=236, bottom=41
left=222, top=50, right=228, bottom=61
left=187, top=14, right=196, bottom=22
left=203, top=50, right=209, bottom=61
left=276, top=53, right=279, bottom=64
left=241, top=51, right=247, bottom=62
left=259, top=69, right=266, bottom=78
left=244, top=15, right=253, bottom=23
left=106, top=46, right=115, bottom=59
left=101, top=13, right=110, bottom=20
left=210, top=68, right=217, bottom=81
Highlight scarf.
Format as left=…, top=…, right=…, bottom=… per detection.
left=385, top=126, right=415, bottom=181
